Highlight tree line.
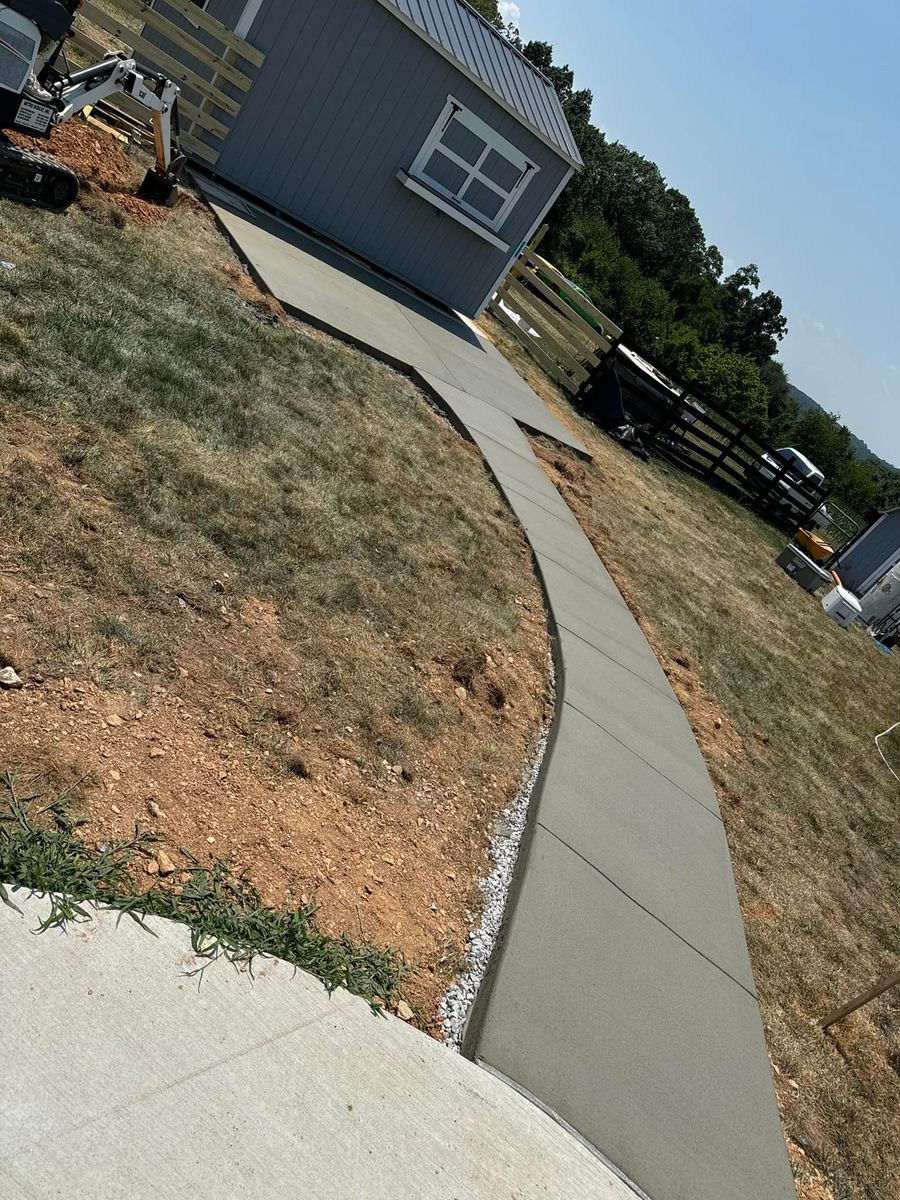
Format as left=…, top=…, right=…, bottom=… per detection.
left=471, top=1, right=897, bottom=520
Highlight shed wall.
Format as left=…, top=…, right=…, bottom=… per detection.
left=199, top=0, right=569, bottom=314
left=835, top=510, right=900, bottom=595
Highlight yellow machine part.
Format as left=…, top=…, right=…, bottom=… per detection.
left=795, top=527, right=834, bottom=562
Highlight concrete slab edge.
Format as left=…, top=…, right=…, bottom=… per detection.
left=198, top=183, right=593, bottom=463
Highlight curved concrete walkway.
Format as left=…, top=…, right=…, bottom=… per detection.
left=194, top=180, right=795, bottom=1200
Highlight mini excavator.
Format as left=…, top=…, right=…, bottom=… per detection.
left=0, top=0, right=184, bottom=211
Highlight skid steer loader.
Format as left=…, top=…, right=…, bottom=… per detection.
left=0, top=0, right=184, bottom=211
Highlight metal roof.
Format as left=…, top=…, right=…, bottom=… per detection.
left=378, top=0, right=583, bottom=168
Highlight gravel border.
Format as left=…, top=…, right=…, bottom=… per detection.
left=440, top=660, right=554, bottom=1048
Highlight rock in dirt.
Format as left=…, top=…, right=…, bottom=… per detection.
left=145, top=859, right=159, bottom=876
left=156, top=850, right=176, bottom=875
left=0, top=666, right=23, bottom=688
left=106, top=714, right=123, bottom=727
left=396, top=1000, right=414, bottom=1022
left=454, top=686, right=467, bottom=701
left=146, top=800, right=165, bottom=819
left=148, top=747, right=166, bottom=759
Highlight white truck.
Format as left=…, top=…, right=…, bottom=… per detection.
left=750, top=446, right=830, bottom=529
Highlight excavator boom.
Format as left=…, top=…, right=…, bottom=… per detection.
left=0, top=1, right=183, bottom=210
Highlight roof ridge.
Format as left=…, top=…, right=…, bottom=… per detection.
left=446, top=0, right=558, bottom=92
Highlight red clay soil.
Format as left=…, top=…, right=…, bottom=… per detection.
left=0, top=407, right=549, bottom=1032
left=8, top=121, right=176, bottom=225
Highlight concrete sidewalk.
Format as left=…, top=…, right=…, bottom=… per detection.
left=0, top=893, right=633, bottom=1200
left=200, top=183, right=794, bottom=1200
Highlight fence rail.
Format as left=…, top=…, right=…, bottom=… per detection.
left=487, top=227, right=621, bottom=396
left=70, top=0, right=264, bottom=165
left=488, top=235, right=844, bottom=536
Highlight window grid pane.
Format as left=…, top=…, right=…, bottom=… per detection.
left=423, top=149, right=469, bottom=196
left=440, top=116, right=486, bottom=167
left=411, top=99, right=538, bottom=232
left=461, top=177, right=505, bottom=220
left=480, top=147, right=523, bottom=193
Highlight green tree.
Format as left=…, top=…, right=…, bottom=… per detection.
left=466, top=0, right=503, bottom=28
left=792, top=409, right=853, bottom=480
left=835, top=458, right=882, bottom=519
left=661, top=323, right=770, bottom=436
left=758, top=360, right=798, bottom=443
left=718, top=265, right=788, bottom=365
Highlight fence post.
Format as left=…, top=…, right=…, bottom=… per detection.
left=819, top=969, right=900, bottom=1030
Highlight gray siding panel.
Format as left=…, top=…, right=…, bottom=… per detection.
left=209, top=0, right=568, bottom=314
left=386, top=0, right=580, bottom=163
left=835, top=510, right=900, bottom=593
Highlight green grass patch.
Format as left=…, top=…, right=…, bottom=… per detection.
left=0, top=773, right=405, bottom=1008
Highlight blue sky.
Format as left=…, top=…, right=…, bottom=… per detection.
left=506, top=0, right=900, bottom=465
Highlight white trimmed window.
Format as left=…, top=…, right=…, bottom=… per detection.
left=408, top=97, right=538, bottom=233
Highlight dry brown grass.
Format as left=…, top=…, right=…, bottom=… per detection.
left=0, top=134, right=550, bottom=1028
left=481, top=312, right=899, bottom=1200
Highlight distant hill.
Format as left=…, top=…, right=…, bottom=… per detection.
left=788, top=384, right=898, bottom=471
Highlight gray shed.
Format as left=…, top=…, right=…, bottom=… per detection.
left=832, top=507, right=900, bottom=595
left=149, top=0, right=581, bottom=315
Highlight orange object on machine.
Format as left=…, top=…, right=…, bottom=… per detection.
left=795, top=527, right=835, bottom=562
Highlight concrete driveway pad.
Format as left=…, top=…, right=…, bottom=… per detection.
left=1, top=896, right=636, bottom=1200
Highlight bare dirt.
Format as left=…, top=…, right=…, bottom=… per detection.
left=0, top=157, right=552, bottom=1030
left=8, top=120, right=182, bottom=226
left=0, top=400, right=550, bottom=1030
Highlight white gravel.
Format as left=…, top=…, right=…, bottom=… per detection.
left=440, top=663, right=554, bottom=1049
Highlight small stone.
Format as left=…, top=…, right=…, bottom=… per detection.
left=788, top=1079, right=799, bottom=1092
left=714, top=717, right=723, bottom=729
left=345, top=725, right=353, bottom=734
left=106, top=714, right=123, bottom=727
left=391, top=764, right=403, bottom=776
left=213, top=579, right=226, bottom=593
left=178, top=667, right=189, bottom=678
left=149, top=747, right=166, bottom=759
left=156, top=850, right=176, bottom=875
left=146, top=800, right=164, bottom=819
left=396, top=1000, right=414, bottom=1021
left=0, top=666, right=23, bottom=688
left=207, top=836, right=216, bottom=844
left=145, top=859, right=159, bottom=876
left=109, top=770, right=121, bottom=782
left=446, top=871, right=456, bottom=880
left=381, top=854, right=395, bottom=866
left=110, top=804, right=121, bottom=814
left=454, top=686, right=467, bottom=701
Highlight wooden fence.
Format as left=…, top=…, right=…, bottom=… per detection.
left=487, top=226, right=622, bottom=396
left=488, top=235, right=852, bottom=537
left=68, top=0, right=264, bottom=165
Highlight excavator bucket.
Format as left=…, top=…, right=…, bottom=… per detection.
left=136, top=167, right=178, bottom=207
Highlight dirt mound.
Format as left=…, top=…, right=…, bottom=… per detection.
left=8, top=120, right=170, bottom=225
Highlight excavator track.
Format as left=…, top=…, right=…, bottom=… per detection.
left=0, top=137, right=78, bottom=212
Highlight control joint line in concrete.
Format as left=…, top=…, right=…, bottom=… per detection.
left=537, top=822, right=757, bottom=1001
left=561, top=699, right=723, bottom=821
left=7, top=978, right=352, bottom=1159
left=554, top=620, right=682, bottom=708
left=528, top=551, right=629, bottom=606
